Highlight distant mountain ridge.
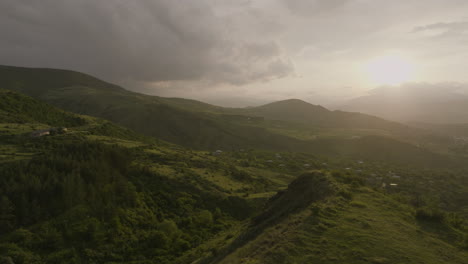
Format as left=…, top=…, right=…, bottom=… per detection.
left=0, top=65, right=408, bottom=133
left=340, top=84, right=468, bottom=123
left=1, top=65, right=462, bottom=167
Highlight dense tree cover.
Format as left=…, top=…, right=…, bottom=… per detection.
left=0, top=89, right=85, bottom=127
left=0, top=141, right=255, bottom=263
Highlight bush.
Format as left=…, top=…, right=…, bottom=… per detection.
left=415, top=208, right=446, bottom=223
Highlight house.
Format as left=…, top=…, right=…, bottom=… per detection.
left=303, top=163, right=311, bottom=167
left=266, top=160, right=274, bottom=163
left=31, top=129, right=51, bottom=137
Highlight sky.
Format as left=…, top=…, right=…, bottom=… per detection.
left=2, top=0, right=468, bottom=107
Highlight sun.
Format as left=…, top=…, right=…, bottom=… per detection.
left=364, top=54, right=416, bottom=86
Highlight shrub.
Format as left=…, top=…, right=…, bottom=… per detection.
left=415, top=207, right=446, bottom=223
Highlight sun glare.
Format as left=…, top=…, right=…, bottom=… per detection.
left=365, top=54, right=416, bottom=86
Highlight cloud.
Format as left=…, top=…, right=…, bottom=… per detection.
left=413, top=21, right=468, bottom=38
left=281, top=0, right=350, bottom=16
left=0, top=0, right=292, bottom=86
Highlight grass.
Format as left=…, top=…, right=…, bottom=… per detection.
left=86, top=135, right=146, bottom=148
left=216, top=186, right=468, bottom=264
left=0, top=144, right=36, bottom=162
left=0, top=123, right=48, bottom=135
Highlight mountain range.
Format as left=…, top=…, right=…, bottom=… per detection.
left=340, top=84, right=468, bottom=124
left=1, top=65, right=468, bottom=263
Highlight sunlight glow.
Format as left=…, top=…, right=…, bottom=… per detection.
left=365, top=54, right=416, bottom=86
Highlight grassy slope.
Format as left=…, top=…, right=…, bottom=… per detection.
left=0, top=90, right=303, bottom=263
left=0, top=66, right=321, bottom=152
left=1, top=89, right=467, bottom=263
left=213, top=177, right=468, bottom=264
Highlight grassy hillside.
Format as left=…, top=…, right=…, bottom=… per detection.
left=0, top=89, right=85, bottom=127
left=0, top=89, right=467, bottom=263
left=234, top=99, right=407, bottom=131
left=0, top=65, right=320, bottom=152
left=0, top=90, right=297, bottom=263
left=0, top=65, right=462, bottom=169
left=208, top=172, right=468, bottom=264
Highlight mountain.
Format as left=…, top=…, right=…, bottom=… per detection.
left=0, top=89, right=292, bottom=263
left=340, top=84, right=468, bottom=124
left=0, top=65, right=415, bottom=132
left=0, top=65, right=463, bottom=168
left=0, top=65, right=309, bottom=151
left=1, top=82, right=468, bottom=263
left=236, top=98, right=413, bottom=132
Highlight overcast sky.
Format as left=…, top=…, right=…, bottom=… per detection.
left=2, top=0, right=468, bottom=106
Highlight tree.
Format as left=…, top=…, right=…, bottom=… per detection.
left=0, top=196, right=16, bottom=234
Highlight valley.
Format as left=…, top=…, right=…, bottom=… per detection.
left=0, top=67, right=467, bottom=263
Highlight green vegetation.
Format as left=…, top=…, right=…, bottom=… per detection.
left=1, top=65, right=459, bottom=167
left=211, top=172, right=468, bottom=264
left=0, top=67, right=467, bottom=263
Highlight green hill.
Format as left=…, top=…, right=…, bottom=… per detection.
left=0, top=65, right=461, bottom=169
left=210, top=172, right=468, bottom=264
left=0, top=65, right=315, bottom=151
left=0, top=65, right=418, bottom=141
left=0, top=89, right=295, bottom=263
left=235, top=98, right=408, bottom=131
left=0, top=89, right=467, bottom=263
left=0, top=89, right=85, bottom=127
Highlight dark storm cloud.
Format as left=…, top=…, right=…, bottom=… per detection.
left=0, top=0, right=292, bottom=85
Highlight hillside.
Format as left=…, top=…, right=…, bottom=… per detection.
left=0, top=89, right=299, bottom=263
left=0, top=65, right=419, bottom=137
left=1, top=89, right=467, bottom=263
left=1, top=65, right=463, bottom=168
left=210, top=173, right=468, bottom=264
left=235, top=99, right=409, bottom=132
left=0, top=65, right=316, bottom=152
